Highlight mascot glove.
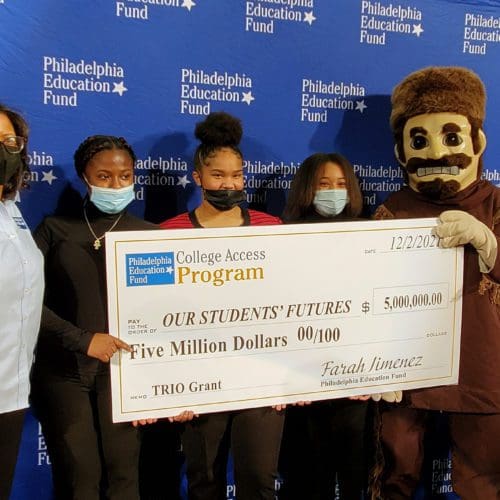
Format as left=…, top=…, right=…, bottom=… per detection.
left=435, top=210, right=498, bottom=273
left=370, top=391, right=402, bottom=403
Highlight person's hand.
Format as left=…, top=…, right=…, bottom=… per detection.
left=87, top=333, right=132, bottom=363
left=168, top=411, right=197, bottom=423
left=273, top=404, right=287, bottom=411
left=434, top=210, right=497, bottom=272
left=370, top=391, right=403, bottom=403
left=292, top=401, right=312, bottom=406
left=132, top=418, right=157, bottom=427
left=349, top=395, right=371, bottom=401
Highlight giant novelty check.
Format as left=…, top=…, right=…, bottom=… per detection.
left=106, top=218, right=463, bottom=422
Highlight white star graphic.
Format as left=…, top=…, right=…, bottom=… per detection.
left=177, top=175, right=191, bottom=188
left=182, top=0, right=196, bottom=11
left=412, top=24, right=424, bottom=37
left=241, top=91, right=255, bottom=105
left=355, top=100, right=367, bottom=113
left=112, top=81, right=128, bottom=97
left=41, top=169, right=57, bottom=185
left=166, top=266, right=173, bottom=274
left=303, top=11, right=316, bottom=26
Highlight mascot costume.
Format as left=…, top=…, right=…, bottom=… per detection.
left=374, top=66, right=500, bottom=499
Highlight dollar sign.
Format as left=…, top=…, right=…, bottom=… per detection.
left=361, top=301, right=370, bottom=314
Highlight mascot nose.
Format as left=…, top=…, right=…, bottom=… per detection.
left=427, top=138, right=447, bottom=159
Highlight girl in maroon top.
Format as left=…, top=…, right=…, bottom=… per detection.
left=160, top=112, right=283, bottom=500
left=160, top=113, right=280, bottom=231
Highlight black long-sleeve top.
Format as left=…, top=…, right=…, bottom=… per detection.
left=33, top=202, right=157, bottom=377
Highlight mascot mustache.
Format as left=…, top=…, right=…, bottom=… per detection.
left=405, top=153, right=472, bottom=176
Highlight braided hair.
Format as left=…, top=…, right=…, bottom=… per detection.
left=193, top=112, right=243, bottom=171
left=74, top=135, right=136, bottom=178
left=0, top=103, right=30, bottom=197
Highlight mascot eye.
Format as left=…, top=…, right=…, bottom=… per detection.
left=410, top=135, right=428, bottom=150
left=443, top=133, right=463, bottom=147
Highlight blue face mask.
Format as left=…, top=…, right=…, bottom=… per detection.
left=88, top=183, right=135, bottom=214
left=313, top=189, right=349, bottom=217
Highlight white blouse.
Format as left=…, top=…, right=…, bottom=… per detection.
left=0, top=199, right=44, bottom=413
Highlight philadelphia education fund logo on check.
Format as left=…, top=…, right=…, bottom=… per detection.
left=126, top=253, right=175, bottom=286
left=126, top=248, right=267, bottom=287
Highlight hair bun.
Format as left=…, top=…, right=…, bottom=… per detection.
left=195, top=112, right=242, bottom=147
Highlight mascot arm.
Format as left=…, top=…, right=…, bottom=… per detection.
left=489, top=209, right=500, bottom=283
left=435, top=210, right=498, bottom=273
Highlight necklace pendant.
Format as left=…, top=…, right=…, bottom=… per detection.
left=84, top=207, right=124, bottom=252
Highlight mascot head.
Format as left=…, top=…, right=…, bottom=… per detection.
left=390, top=66, right=487, bottom=199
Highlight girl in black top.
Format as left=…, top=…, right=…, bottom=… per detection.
left=280, top=153, right=369, bottom=500
left=31, top=136, right=156, bottom=500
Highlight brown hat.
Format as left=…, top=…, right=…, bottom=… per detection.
left=390, top=66, right=486, bottom=132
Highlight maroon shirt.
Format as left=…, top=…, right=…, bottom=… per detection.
left=160, top=207, right=282, bottom=229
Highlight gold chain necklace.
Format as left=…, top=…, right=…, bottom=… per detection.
left=83, top=207, right=124, bottom=250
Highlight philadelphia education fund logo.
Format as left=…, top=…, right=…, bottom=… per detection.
left=126, top=253, right=175, bottom=286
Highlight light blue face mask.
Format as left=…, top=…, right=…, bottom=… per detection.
left=313, top=189, right=349, bottom=217
left=88, top=183, right=135, bottom=214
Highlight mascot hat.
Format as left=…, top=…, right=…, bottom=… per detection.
left=390, top=66, right=486, bottom=132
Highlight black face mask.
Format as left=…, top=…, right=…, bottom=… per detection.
left=0, top=145, right=22, bottom=187
left=204, top=189, right=247, bottom=211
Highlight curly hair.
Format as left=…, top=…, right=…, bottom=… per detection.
left=193, top=112, right=243, bottom=171
left=74, top=135, right=136, bottom=178
left=0, top=103, right=30, bottom=198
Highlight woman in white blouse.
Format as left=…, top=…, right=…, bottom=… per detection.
left=0, top=103, right=44, bottom=499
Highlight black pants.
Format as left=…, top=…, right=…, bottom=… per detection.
left=280, top=400, right=369, bottom=500
left=139, top=420, right=183, bottom=500
left=0, top=408, right=26, bottom=500
left=182, top=407, right=284, bottom=500
left=31, top=369, right=140, bottom=500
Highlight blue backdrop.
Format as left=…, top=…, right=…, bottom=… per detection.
left=2, top=0, right=500, bottom=498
